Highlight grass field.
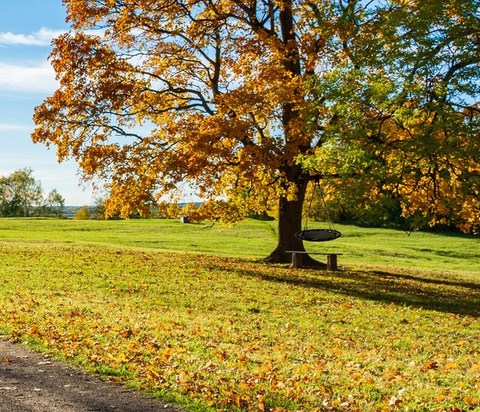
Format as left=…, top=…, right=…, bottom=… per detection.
left=0, top=217, right=478, bottom=276
left=0, top=218, right=478, bottom=410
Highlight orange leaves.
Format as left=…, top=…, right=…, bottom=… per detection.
left=420, top=360, right=439, bottom=372
left=32, top=0, right=331, bottom=226
left=160, top=347, right=175, bottom=364
left=188, top=200, right=247, bottom=224
left=218, top=388, right=255, bottom=410
left=213, top=349, right=229, bottom=361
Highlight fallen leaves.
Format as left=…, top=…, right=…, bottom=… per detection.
left=388, top=389, right=405, bottom=407
left=0, top=244, right=478, bottom=410
left=420, top=360, right=439, bottom=372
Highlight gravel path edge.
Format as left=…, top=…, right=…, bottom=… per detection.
left=0, top=339, right=181, bottom=412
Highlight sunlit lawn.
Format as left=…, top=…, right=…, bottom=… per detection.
left=0, top=217, right=478, bottom=277
left=0, top=218, right=478, bottom=410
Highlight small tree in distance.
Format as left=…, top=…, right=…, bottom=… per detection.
left=73, top=205, right=91, bottom=220
left=0, top=169, right=44, bottom=217
left=44, top=188, right=66, bottom=217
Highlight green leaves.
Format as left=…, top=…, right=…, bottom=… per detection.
left=302, top=0, right=480, bottom=233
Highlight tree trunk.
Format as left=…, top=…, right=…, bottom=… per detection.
left=23, top=195, right=30, bottom=218
left=264, top=0, right=324, bottom=267
left=265, top=176, right=326, bottom=268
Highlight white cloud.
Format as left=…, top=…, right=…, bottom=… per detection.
left=0, top=27, right=65, bottom=46
left=0, top=60, right=57, bottom=94
left=0, top=123, right=32, bottom=132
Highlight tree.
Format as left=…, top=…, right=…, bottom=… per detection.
left=0, top=169, right=43, bottom=217
left=91, top=197, right=107, bottom=220
left=44, top=189, right=66, bottom=217
left=33, top=0, right=480, bottom=265
left=303, top=0, right=480, bottom=234
left=73, top=205, right=91, bottom=220
left=0, top=170, right=66, bottom=218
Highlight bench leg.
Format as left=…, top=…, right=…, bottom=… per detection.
left=291, top=253, right=303, bottom=269
left=327, top=254, right=337, bottom=271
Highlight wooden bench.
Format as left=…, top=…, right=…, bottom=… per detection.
left=286, top=251, right=343, bottom=271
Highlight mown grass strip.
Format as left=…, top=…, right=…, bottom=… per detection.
left=0, top=241, right=478, bottom=411
left=0, top=218, right=478, bottom=277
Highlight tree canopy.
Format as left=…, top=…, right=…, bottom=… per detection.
left=33, top=0, right=480, bottom=264
left=304, top=0, right=480, bottom=234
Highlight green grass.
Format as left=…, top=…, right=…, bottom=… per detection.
left=0, top=218, right=276, bottom=257
left=0, top=218, right=478, bottom=411
left=0, top=217, right=478, bottom=276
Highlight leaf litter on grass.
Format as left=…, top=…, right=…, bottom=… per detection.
left=0, top=243, right=478, bottom=411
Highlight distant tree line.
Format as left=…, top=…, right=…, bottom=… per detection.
left=0, top=168, right=65, bottom=218
left=73, top=201, right=106, bottom=220
left=300, top=183, right=468, bottom=234
left=0, top=167, right=463, bottom=232
left=76, top=193, right=465, bottom=235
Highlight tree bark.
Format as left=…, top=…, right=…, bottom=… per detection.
left=265, top=176, right=326, bottom=268
left=264, top=0, right=325, bottom=268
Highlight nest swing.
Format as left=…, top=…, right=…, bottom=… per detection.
left=295, top=177, right=342, bottom=242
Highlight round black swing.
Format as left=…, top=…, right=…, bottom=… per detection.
left=295, top=228, right=341, bottom=242
left=295, top=176, right=342, bottom=242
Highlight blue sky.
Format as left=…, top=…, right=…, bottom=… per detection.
left=0, top=0, right=95, bottom=205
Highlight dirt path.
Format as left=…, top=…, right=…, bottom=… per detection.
left=0, top=340, right=181, bottom=412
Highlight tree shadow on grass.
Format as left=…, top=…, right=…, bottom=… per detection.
left=228, top=261, right=480, bottom=318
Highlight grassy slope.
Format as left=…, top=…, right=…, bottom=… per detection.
left=0, top=217, right=478, bottom=276
left=0, top=218, right=478, bottom=411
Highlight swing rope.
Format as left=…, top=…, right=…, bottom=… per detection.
left=303, top=177, right=317, bottom=231
left=296, top=176, right=341, bottom=242
left=317, top=178, right=336, bottom=231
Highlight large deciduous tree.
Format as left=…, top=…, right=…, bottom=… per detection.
left=33, top=0, right=480, bottom=264
left=304, top=0, right=480, bottom=235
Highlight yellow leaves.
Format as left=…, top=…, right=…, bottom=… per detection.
left=464, top=395, right=480, bottom=406
left=2, top=241, right=479, bottom=410
left=189, top=200, right=247, bottom=224
left=160, top=347, right=175, bottom=363
left=434, top=394, right=448, bottom=403
left=213, top=349, right=229, bottom=361
left=218, top=389, right=253, bottom=409
left=470, top=363, right=480, bottom=373
left=32, top=0, right=325, bottom=226
left=261, top=363, right=273, bottom=373
left=444, top=361, right=459, bottom=370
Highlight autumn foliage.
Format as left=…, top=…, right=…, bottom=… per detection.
left=33, top=0, right=480, bottom=264
left=0, top=240, right=478, bottom=410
